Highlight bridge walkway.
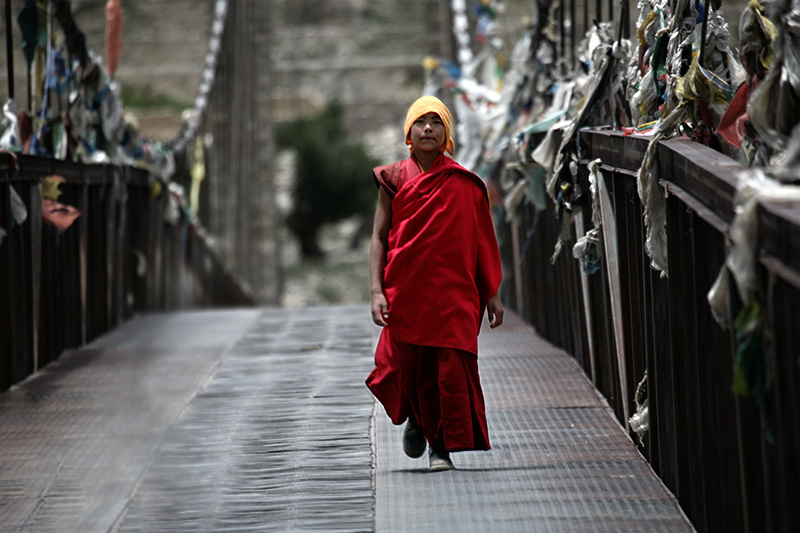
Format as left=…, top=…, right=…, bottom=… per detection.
left=0, top=306, right=693, bottom=532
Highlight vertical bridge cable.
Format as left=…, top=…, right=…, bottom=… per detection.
left=583, top=0, right=589, bottom=54
left=698, top=0, right=716, bottom=66
left=571, top=0, right=576, bottom=70
left=559, top=1, right=565, bottom=69
left=4, top=0, right=13, bottom=100
left=169, top=0, right=229, bottom=154
left=617, top=0, right=630, bottom=44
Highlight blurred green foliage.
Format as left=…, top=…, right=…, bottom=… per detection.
left=120, top=85, right=191, bottom=112
left=277, top=102, right=379, bottom=258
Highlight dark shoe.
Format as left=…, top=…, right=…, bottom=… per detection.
left=403, top=419, right=426, bottom=458
left=429, top=446, right=455, bottom=472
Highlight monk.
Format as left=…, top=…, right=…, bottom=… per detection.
left=366, top=95, right=504, bottom=472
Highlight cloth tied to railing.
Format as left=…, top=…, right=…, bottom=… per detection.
left=629, top=370, right=649, bottom=446
left=748, top=0, right=800, bottom=153
left=572, top=158, right=604, bottom=275
left=105, top=0, right=123, bottom=77
left=41, top=175, right=81, bottom=233
left=3, top=0, right=176, bottom=182
left=635, top=102, right=691, bottom=277
left=0, top=100, right=21, bottom=152
left=707, top=145, right=800, bottom=444
left=547, top=23, right=632, bottom=263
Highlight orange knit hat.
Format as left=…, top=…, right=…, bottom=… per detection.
left=403, top=96, right=455, bottom=155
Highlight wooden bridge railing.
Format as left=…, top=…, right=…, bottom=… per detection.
left=497, top=129, right=799, bottom=533
left=0, top=153, right=254, bottom=392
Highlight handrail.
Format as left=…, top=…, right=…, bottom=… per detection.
left=497, top=128, right=800, bottom=532
left=0, top=154, right=254, bottom=392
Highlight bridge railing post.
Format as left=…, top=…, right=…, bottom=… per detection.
left=499, top=126, right=800, bottom=532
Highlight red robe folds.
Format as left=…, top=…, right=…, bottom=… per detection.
left=366, top=154, right=502, bottom=452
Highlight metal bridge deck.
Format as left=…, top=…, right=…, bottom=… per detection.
left=0, top=306, right=693, bottom=532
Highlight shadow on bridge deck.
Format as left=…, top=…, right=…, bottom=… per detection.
left=0, top=307, right=693, bottom=532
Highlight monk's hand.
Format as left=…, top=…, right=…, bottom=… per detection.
left=371, top=291, right=389, bottom=327
left=487, top=293, right=504, bottom=328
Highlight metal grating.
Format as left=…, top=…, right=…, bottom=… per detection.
left=374, top=312, right=695, bottom=532
left=0, top=309, right=262, bottom=532
left=114, top=306, right=375, bottom=533
left=0, top=307, right=694, bottom=532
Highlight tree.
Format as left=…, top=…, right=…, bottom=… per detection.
left=276, top=103, right=379, bottom=259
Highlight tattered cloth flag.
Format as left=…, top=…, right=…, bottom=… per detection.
left=42, top=198, right=81, bottom=232
left=41, top=175, right=81, bottom=232
left=717, top=80, right=753, bottom=148
left=105, top=0, right=124, bottom=77
left=718, top=1, right=776, bottom=149
left=747, top=0, right=800, bottom=152
left=676, top=56, right=737, bottom=105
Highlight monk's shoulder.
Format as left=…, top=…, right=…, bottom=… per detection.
left=449, top=165, right=489, bottom=202
left=373, top=161, right=405, bottom=197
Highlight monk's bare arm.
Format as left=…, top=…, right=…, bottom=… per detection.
left=370, top=188, right=392, bottom=326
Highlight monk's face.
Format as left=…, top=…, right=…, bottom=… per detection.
left=407, top=112, right=446, bottom=156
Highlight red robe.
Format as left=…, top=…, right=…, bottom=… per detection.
left=366, top=153, right=502, bottom=452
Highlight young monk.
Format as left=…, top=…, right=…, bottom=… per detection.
left=366, top=95, right=504, bottom=472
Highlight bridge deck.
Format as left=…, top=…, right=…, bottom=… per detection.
left=0, top=306, right=693, bottom=532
